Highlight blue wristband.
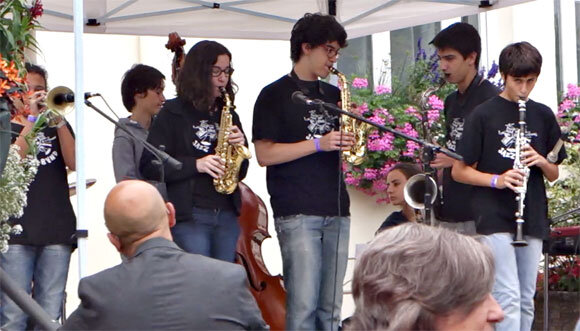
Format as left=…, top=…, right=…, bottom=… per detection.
left=27, top=115, right=37, bottom=123
left=491, top=174, right=499, bottom=188
left=314, top=138, right=322, bottom=152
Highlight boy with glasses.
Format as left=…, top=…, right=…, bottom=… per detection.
left=252, top=13, right=354, bottom=330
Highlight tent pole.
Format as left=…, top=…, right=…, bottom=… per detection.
left=73, top=0, right=88, bottom=279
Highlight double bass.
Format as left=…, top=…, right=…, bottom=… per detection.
left=165, top=33, right=287, bottom=330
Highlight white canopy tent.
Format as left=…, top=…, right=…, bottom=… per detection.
left=40, top=0, right=532, bottom=40
left=37, top=0, right=532, bottom=278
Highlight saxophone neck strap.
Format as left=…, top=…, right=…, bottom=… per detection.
left=289, top=69, right=325, bottom=96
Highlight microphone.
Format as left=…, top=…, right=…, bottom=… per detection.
left=291, top=91, right=322, bottom=106
left=53, top=92, right=100, bottom=106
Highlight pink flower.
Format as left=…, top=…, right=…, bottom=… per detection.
left=368, top=132, right=394, bottom=152
left=352, top=78, right=368, bottom=89
left=403, top=140, right=420, bottom=157
left=428, top=95, right=444, bottom=110
left=399, top=123, right=419, bottom=138
left=574, top=115, right=580, bottom=123
left=357, top=103, right=369, bottom=114
left=374, top=85, right=391, bottom=95
left=344, top=173, right=361, bottom=186
left=567, top=84, right=580, bottom=99
left=372, top=179, right=388, bottom=192
left=368, top=114, right=385, bottom=126
left=559, top=99, right=575, bottom=113
left=405, top=106, right=422, bottom=120
left=427, top=109, right=440, bottom=126
left=363, top=168, right=379, bottom=180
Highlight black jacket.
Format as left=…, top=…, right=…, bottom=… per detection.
left=140, top=97, right=249, bottom=222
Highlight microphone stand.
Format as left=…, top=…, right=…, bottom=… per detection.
left=312, top=100, right=463, bottom=225
left=84, top=100, right=182, bottom=186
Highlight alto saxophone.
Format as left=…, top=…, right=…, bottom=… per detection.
left=213, top=87, right=252, bottom=194
left=512, top=99, right=530, bottom=246
left=329, top=67, right=370, bottom=165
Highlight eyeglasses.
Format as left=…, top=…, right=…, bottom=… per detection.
left=211, top=66, right=235, bottom=77
left=325, top=44, right=340, bottom=58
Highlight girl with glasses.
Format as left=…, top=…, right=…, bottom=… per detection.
left=141, top=40, right=248, bottom=263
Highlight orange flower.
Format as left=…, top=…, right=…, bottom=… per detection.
left=5, top=62, right=22, bottom=83
left=0, top=78, right=10, bottom=97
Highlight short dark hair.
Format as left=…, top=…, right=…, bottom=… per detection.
left=430, top=22, right=481, bottom=68
left=121, top=64, right=165, bottom=112
left=25, top=62, right=48, bottom=88
left=290, top=13, right=347, bottom=63
left=177, top=40, right=236, bottom=112
left=498, top=41, right=542, bottom=77
left=389, top=163, right=421, bottom=180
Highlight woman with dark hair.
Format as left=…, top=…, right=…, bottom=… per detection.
left=376, top=163, right=421, bottom=233
left=141, top=40, right=248, bottom=262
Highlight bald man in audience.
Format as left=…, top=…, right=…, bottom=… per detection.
left=61, top=180, right=268, bottom=330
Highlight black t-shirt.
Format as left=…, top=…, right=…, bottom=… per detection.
left=9, top=123, right=76, bottom=246
left=145, top=97, right=249, bottom=212
left=252, top=75, right=349, bottom=218
left=376, top=211, right=409, bottom=233
left=440, top=75, right=499, bottom=222
left=457, top=96, right=567, bottom=239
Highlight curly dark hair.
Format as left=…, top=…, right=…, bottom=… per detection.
left=290, top=13, right=347, bottom=63
left=177, top=40, right=236, bottom=112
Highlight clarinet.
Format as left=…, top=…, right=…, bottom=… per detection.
left=512, top=99, right=529, bottom=247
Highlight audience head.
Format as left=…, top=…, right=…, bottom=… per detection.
left=177, top=40, right=236, bottom=112
left=348, top=223, right=503, bottom=331
left=386, top=163, right=421, bottom=207
left=120, top=64, right=166, bottom=113
left=104, top=180, right=175, bottom=256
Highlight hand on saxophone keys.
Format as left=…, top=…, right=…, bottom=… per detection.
left=319, top=130, right=355, bottom=151
left=226, top=125, right=245, bottom=145
left=497, top=169, right=527, bottom=192
left=196, top=154, right=226, bottom=179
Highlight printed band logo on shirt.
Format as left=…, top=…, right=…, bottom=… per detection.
left=35, top=132, right=58, bottom=166
left=304, top=109, right=337, bottom=140
left=497, top=123, right=537, bottom=160
left=446, top=118, right=464, bottom=151
left=192, top=120, right=218, bottom=152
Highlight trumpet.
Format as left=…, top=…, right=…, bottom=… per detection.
left=403, top=173, right=438, bottom=225
left=42, top=86, right=74, bottom=127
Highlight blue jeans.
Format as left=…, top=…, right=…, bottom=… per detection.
left=0, top=244, right=72, bottom=331
left=171, top=207, right=240, bottom=262
left=482, top=233, right=542, bottom=331
left=275, top=214, right=350, bottom=331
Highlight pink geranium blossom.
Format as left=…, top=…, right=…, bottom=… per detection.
left=374, top=85, right=391, bottom=95
left=352, top=78, right=368, bottom=89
